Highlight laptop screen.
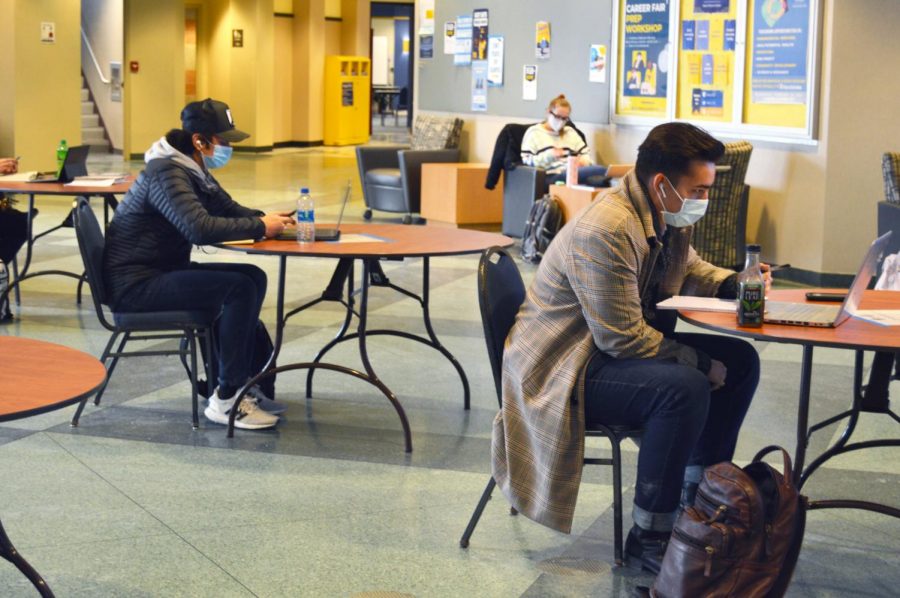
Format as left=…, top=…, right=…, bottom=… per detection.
left=833, top=231, right=892, bottom=326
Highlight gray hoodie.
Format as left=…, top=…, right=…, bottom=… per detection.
left=144, top=136, right=220, bottom=193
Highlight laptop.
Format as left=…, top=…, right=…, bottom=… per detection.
left=764, top=231, right=892, bottom=327
left=277, top=180, right=351, bottom=242
left=31, top=145, right=90, bottom=183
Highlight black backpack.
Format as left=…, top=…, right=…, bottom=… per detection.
left=521, top=195, right=563, bottom=264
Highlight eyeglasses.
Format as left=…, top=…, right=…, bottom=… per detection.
left=549, top=111, right=570, bottom=121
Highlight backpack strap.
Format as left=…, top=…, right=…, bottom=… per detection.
left=752, top=444, right=794, bottom=489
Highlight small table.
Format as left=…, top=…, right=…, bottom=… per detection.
left=220, top=223, right=513, bottom=451
left=371, top=86, right=402, bottom=126
left=679, top=289, right=900, bottom=518
left=0, top=178, right=133, bottom=306
left=421, top=163, right=503, bottom=229
left=0, top=337, right=106, bottom=597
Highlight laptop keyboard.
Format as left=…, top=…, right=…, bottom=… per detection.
left=765, top=301, right=840, bottom=323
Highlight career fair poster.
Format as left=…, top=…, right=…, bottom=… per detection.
left=617, top=0, right=671, bottom=118
left=744, top=0, right=811, bottom=129
left=471, top=9, right=489, bottom=61
left=454, top=15, right=473, bottom=66
left=676, top=0, right=737, bottom=121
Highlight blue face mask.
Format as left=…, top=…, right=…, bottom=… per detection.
left=202, top=144, right=233, bottom=169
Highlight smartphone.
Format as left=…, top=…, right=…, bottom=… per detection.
left=805, top=292, right=847, bottom=302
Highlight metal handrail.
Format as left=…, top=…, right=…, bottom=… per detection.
left=81, top=27, right=110, bottom=84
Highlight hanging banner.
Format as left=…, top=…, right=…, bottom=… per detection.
left=617, top=0, right=671, bottom=117
left=750, top=0, right=810, bottom=105
left=454, top=15, right=473, bottom=66
left=535, top=21, right=551, bottom=60
left=443, top=22, right=457, bottom=55
left=471, top=9, right=489, bottom=61
left=487, top=35, right=504, bottom=87
left=589, top=44, right=608, bottom=83
left=471, top=61, right=488, bottom=111
left=676, top=0, right=736, bottom=122
left=523, top=65, right=538, bottom=101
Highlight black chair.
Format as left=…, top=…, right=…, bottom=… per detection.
left=459, top=246, right=641, bottom=566
left=394, top=86, right=410, bottom=128
left=69, top=197, right=216, bottom=429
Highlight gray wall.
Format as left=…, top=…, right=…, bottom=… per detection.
left=418, top=0, right=613, bottom=124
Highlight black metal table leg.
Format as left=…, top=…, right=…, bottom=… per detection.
left=793, top=344, right=815, bottom=487
left=0, top=518, right=55, bottom=597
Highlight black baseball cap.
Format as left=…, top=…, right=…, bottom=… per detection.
left=180, top=98, right=249, bottom=143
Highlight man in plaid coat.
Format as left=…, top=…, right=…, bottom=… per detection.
left=493, top=123, right=768, bottom=573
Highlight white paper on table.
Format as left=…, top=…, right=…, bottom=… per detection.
left=656, top=296, right=737, bottom=312
left=850, top=310, right=900, bottom=326
left=64, top=178, right=117, bottom=187
left=336, top=233, right=388, bottom=244
left=0, top=171, right=39, bottom=182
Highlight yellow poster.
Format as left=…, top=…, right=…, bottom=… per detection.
left=616, top=0, right=671, bottom=118
left=675, top=0, right=737, bottom=122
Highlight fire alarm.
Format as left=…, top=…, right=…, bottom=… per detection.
left=129, top=61, right=139, bottom=73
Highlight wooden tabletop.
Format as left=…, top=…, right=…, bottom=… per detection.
left=219, top=223, right=514, bottom=259
left=0, top=176, right=134, bottom=195
left=0, top=337, right=106, bottom=422
left=679, top=289, right=900, bottom=352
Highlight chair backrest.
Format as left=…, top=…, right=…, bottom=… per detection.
left=883, top=152, right=900, bottom=204
left=477, top=247, right=526, bottom=406
left=410, top=114, right=463, bottom=150
left=72, top=197, right=113, bottom=322
left=396, top=86, right=410, bottom=109
left=692, top=140, right=753, bottom=270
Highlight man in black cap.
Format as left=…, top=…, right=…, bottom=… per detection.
left=103, top=98, right=294, bottom=430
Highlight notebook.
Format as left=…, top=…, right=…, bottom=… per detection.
left=763, top=231, right=892, bottom=327
left=30, top=145, right=90, bottom=183
left=277, top=181, right=351, bottom=242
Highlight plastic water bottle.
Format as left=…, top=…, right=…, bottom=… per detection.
left=56, top=139, right=68, bottom=170
left=296, top=187, right=315, bottom=243
left=737, top=244, right=765, bottom=327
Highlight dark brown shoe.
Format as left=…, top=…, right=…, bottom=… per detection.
left=625, top=525, right=670, bottom=575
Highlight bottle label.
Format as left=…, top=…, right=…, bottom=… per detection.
left=296, top=209, right=314, bottom=223
left=738, top=283, right=764, bottom=325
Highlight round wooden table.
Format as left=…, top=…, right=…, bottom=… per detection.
left=220, top=223, right=514, bottom=451
left=679, top=288, right=900, bottom=518
left=0, top=337, right=106, bottom=597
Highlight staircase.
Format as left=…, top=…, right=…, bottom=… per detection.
left=81, top=78, right=111, bottom=153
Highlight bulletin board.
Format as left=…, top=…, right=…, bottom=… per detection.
left=418, top=0, right=615, bottom=124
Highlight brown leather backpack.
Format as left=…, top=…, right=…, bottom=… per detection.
left=651, top=447, right=807, bottom=598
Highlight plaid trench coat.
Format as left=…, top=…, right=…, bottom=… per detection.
left=492, top=171, right=734, bottom=533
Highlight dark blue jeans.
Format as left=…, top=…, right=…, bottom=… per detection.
left=115, top=262, right=267, bottom=390
left=584, top=333, right=759, bottom=531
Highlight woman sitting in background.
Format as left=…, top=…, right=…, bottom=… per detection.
left=520, top=94, right=609, bottom=188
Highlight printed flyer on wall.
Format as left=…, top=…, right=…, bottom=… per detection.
left=471, top=61, right=488, bottom=111
left=443, top=21, right=457, bottom=54
left=535, top=21, right=551, bottom=59
left=471, top=9, right=489, bottom=61
left=618, top=0, right=670, bottom=117
left=487, top=36, right=504, bottom=87
left=523, top=65, right=538, bottom=101
left=750, top=0, right=810, bottom=105
left=589, top=44, right=607, bottom=83
left=454, top=14, right=473, bottom=66
left=676, top=0, right=737, bottom=122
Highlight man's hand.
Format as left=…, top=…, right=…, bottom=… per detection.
left=261, top=213, right=294, bottom=238
left=273, top=210, right=296, bottom=224
left=708, top=359, right=727, bottom=391
left=760, top=263, right=773, bottom=292
left=0, top=158, right=18, bottom=175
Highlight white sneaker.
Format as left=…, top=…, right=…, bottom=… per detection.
left=246, top=384, right=288, bottom=416
left=204, top=388, right=279, bottom=430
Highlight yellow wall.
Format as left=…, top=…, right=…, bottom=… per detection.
left=273, top=16, right=294, bottom=143
left=340, top=0, right=369, bottom=56
left=124, top=0, right=185, bottom=158
left=1, top=0, right=82, bottom=170
left=293, top=0, right=326, bottom=143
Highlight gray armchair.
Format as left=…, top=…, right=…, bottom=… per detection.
left=356, top=115, right=463, bottom=224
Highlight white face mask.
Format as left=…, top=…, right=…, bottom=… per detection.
left=547, top=114, right=566, bottom=132
left=658, top=177, right=708, bottom=228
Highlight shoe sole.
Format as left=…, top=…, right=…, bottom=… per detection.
left=203, top=407, right=278, bottom=430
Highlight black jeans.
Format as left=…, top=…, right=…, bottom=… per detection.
left=0, top=205, right=29, bottom=265
left=584, top=333, right=759, bottom=531
left=115, top=262, right=267, bottom=390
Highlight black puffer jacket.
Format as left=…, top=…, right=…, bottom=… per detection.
left=104, top=159, right=265, bottom=308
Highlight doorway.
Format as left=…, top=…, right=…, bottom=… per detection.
left=370, top=2, right=414, bottom=139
